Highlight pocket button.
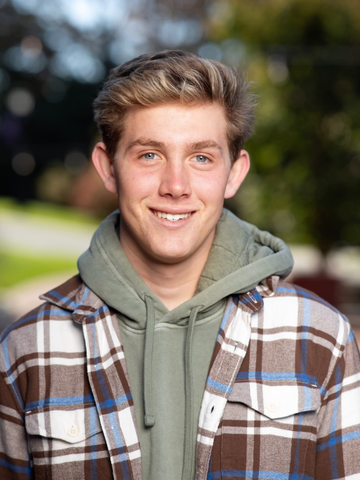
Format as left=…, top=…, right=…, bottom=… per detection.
left=268, top=402, right=277, bottom=413
left=67, top=425, right=78, bottom=437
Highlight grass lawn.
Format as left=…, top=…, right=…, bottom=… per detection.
left=0, top=250, right=77, bottom=289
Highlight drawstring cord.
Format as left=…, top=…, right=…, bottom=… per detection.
left=144, top=295, right=155, bottom=427
left=182, top=305, right=202, bottom=480
left=143, top=296, right=202, bottom=480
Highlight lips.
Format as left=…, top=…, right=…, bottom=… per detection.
left=152, top=210, right=193, bottom=222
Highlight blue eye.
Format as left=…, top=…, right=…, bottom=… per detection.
left=195, top=155, right=209, bottom=163
left=143, top=153, right=156, bottom=160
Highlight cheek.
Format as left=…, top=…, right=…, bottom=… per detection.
left=118, top=172, right=158, bottom=207
left=196, top=175, right=228, bottom=203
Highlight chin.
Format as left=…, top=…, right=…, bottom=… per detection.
left=152, top=251, right=189, bottom=265
left=146, top=244, right=193, bottom=264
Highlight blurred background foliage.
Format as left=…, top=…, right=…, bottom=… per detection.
left=213, top=0, right=360, bottom=253
left=1, top=0, right=360, bottom=259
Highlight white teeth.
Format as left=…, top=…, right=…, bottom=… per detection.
left=153, top=211, right=192, bottom=221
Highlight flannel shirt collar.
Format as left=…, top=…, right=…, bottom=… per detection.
left=40, top=274, right=107, bottom=324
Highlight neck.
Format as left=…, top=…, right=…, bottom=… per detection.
left=120, top=240, right=212, bottom=311
left=135, top=260, right=204, bottom=311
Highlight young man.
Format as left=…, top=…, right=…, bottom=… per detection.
left=1, top=51, right=360, bottom=480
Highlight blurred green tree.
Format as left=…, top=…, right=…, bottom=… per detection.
left=210, top=0, right=360, bottom=252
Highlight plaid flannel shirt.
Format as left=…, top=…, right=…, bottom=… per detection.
left=1, top=274, right=360, bottom=480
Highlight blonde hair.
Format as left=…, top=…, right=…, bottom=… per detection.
left=93, top=50, right=256, bottom=162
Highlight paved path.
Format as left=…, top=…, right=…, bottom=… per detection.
left=0, top=210, right=95, bottom=258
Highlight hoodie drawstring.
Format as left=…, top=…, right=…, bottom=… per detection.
left=143, top=296, right=202, bottom=479
left=144, top=295, right=156, bottom=427
left=182, top=305, right=202, bottom=480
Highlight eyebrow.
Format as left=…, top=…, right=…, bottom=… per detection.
left=189, top=140, right=223, bottom=155
left=125, top=138, right=165, bottom=154
left=125, top=138, right=224, bottom=156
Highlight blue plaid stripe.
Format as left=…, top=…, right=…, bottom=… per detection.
left=216, top=296, right=238, bottom=341
left=207, top=470, right=314, bottom=479
left=0, top=459, right=32, bottom=476
left=25, top=395, right=95, bottom=411
left=46, top=289, right=80, bottom=309
left=317, top=429, right=360, bottom=452
left=206, top=378, right=232, bottom=394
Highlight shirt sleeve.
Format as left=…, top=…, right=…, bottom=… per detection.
left=316, top=328, right=360, bottom=478
left=0, top=352, right=32, bottom=480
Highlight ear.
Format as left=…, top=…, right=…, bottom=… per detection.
left=92, top=142, right=117, bottom=194
left=224, top=150, right=250, bottom=199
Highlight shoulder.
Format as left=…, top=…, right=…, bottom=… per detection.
left=261, top=278, right=351, bottom=347
left=245, top=278, right=358, bottom=392
left=0, top=275, right=85, bottom=369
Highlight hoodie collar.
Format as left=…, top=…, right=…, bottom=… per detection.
left=40, top=273, right=279, bottom=321
left=76, top=209, right=293, bottom=328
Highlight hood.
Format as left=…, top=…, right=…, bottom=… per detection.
left=77, top=208, right=293, bottom=328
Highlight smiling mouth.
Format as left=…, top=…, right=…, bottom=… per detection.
left=152, top=210, right=193, bottom=222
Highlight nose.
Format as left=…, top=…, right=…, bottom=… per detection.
left=158, top=160, right=192, bottom=198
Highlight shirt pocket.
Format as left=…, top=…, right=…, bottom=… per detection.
left=228, top=379, right=321, bottom=420
left=25, top=404, right=108, bottom=478
left=218, top=380, right=321, bottom=476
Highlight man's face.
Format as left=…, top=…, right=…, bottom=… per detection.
left=94, top=102, right=249, bottom=267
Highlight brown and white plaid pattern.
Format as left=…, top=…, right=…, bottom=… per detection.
left=1, top=275, right=360, bottom=479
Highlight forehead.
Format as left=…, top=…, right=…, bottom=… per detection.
left=119, top=102, right=229, bottom=151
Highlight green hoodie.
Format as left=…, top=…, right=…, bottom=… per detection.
left=78, top=208, right=293, bottom=480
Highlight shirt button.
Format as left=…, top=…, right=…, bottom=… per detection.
left=67, top=425, right=78, bottom=437
left=268, top=402, right=277, bottom=413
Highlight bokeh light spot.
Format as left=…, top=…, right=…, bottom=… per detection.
left=197, top=43, right=222, bottom=61
left=221, top=39, right=246, bottom=65
left=50, top=44, right=105, bottom=83
left=12, top=152, right=36, bottom=176
left=43, top=26, right=73, bottom=52
left=4, top=45, right=47, bottom=74
left=158, top=19, right=201, bottom=48
left=267, top=55, right=289, bottom=85
left=21, top=35, right=43, bottom=58
left=6, top=88, right=35, bottom=116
